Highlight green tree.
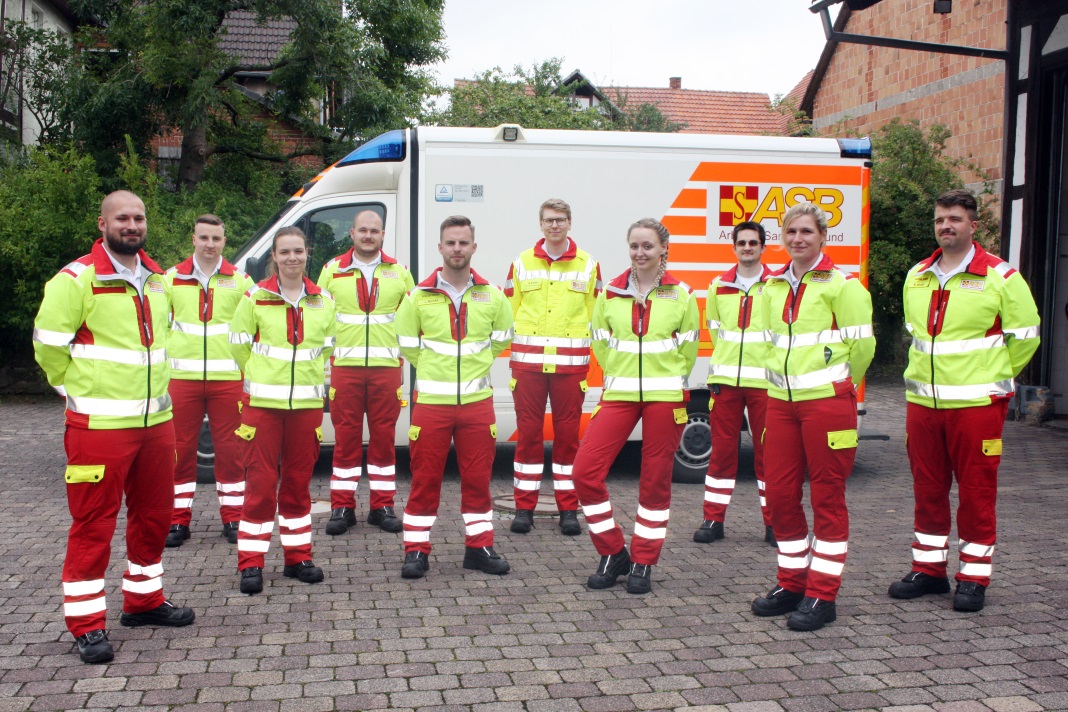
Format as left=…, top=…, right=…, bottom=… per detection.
left=868, top=118, right=998, bottom=363
left=0, top=21, right=80, bottom=145
left=64, top=0, right=446, bottom=189
left=607, top=90, right=686, bottom=133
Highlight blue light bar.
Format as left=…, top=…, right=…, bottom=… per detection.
left=837, top=137, right=872, bottom=159
left=337, top=130, right=407, bottom=167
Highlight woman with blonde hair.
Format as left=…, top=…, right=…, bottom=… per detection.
left=572, top=218, right=700, bottom=595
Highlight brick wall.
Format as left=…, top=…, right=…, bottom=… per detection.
left=812, top=0, right=1006, bottom=191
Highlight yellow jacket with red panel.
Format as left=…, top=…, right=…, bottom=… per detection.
left=229, top=276, right=336, bottom=410
left=761, top=254, right=875, bottom=402
left=166, top=257, right=254, bottom=381
left=592, top=270, right=700, bottom=403
left=395, top=268, right=514, bottom=405
left=903, top=241, right=1040, bottom=409
left=705, top=264, right=775, bottom=389
left=33, top=239, right=173, bottom=430
left=316, top=248, right=414, bottom=368
left=504, top=238, right=601, bottom=375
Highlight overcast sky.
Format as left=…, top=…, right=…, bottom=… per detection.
left=430, top=1, right=839, bottom=99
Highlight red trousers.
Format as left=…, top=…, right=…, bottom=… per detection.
left=328, top=365, right=403, bottom=511
left=704, top=385, right=771, bottom=526
left=62, top=421, right=175, bottom=637
left=905, top=400, right=1007, bottom=587
left=169, top=378, right=245, bottom=526
left=764, top=389, right=857, bottom=601
left=402, top=399, right=496, bottom=555
left=237, top=406, right=322, bottom=570
left=573, top=400, right=684, bottom=566
left=511, top=371, right=584, bottom=511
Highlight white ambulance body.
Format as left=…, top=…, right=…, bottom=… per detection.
left=232, top=125, right=872, bottom=482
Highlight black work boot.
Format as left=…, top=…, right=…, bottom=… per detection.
left=751, top=585, right=805, bottom=616
left=510, top=509, right=534, bottom=534
left=626, top=563, right=653, bottom=594
left=787, top=596, right=837, bottom=631
left=239, top=567, right=263, bottom=595
left=282, top=560, right=324, bottom=584
left=165, top=525, right=190, bottom=548
left=693, top=520, right=724, bottom=543
left=888, top=571, right=951, bottom=599
left=119, top=600, right=195, bottom=627
left=463, top=546, right=510, bottom=575
left=587, top=547, right=631, bottom=589
left=401, top=551, right=430, bottom=579
left=559, top=510, right=581, bottom=536
left=222, top=522, right=239, bottom=544
left=325, top=508, right=356, bottom=536
left=75, top=629, right=113, bottom=664
left=367, top=506, right=403, bottom=533
left=953, top=581, right=986, bottom=612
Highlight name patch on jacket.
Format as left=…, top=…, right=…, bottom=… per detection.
left=147, top=281, right=165, bottom=293
left=418, top=293, right=447, bottom=305
left=470, top=291, right=491, bottom=303
left=809, top=271, right=832, bottom=283
left=570, top=280, right=588, bottom=291
left=959, top=279, right=985, bottom=291
left=381, top=270, right=398, bottom=279
left=910, top=273, right=934, bottom=287
left=304, top=296, right=325, bottom=308
left=655, top=288, right=677, bottom=300
left=216, top=278, right=236, bottom=289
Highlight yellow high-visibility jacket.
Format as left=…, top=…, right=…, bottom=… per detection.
left=33, top=239, right=173, bottom=429
left=762, top=254, right=875, bottom=402
left=229, top=276, right=336, bottom=410
left=166, top=257, right=253, bottom=381
left=903, top=241, right=1040, bottom=409
left=705, top=264, right=775, bottom=389
left=504, top=238, right=601, bottom=375
left=316, top=248, right=414, bottom=368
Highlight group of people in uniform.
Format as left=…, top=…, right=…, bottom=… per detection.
left=32, top=187, right=1039, bottom=664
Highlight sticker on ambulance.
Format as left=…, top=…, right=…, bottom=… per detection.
left=435, top=184, right=454, bottom=202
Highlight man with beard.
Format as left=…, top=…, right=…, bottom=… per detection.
left=33, top=191, right=195, bottom=665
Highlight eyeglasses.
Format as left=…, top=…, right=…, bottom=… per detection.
left=541, top=218, right=569, bottom=226
left=735, top=240, right=762, bottom=247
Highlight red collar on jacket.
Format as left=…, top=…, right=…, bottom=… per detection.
left=532, top=237, right=578, bottom=262
left=720, top=263, right=775, bottom=285
left=172, top=255, right=237, bottom=277
left=769, top=252, right=836, bottom=278
left=915, top=241, right=1000, bottom=276
left=256, top=274, right=324, bottom=297
left=91, top=238, right=164, bottom=277
left=605, top=268, right=681, bottom=297
left=415, top=267, right=491, bottom=290
left=335, top=247, right=399, bottom=270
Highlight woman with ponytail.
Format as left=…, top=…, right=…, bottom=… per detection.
left=572, top=218, right=700, bottom=595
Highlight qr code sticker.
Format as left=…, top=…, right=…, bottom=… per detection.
left=471, top=185, right=484, bottom=198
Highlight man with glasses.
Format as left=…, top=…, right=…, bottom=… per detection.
left=503, top=199, right=601, bottom=536
left=694, top=221, right=775, bottom=546
left=318, top=209, right=414, bottom=536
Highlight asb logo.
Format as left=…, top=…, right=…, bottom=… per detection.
left=719, top=186, right=759, bottom=226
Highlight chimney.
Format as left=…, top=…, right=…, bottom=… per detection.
left=669, top=77, right=681, bottom=90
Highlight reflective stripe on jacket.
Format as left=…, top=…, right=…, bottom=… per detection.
left=229, top=276, right=336, bottom=410
left=166, top=258, right=253, bottom=381
left=317, top=249, right=414, bottom=368
left=762, top=254, right=875, bottom=402
left=395, top=268, right=514, bottom=405
left=592, top=270, right=700, bottom=403
left=903, top=241, right=1040, bottom=409
left=705, top=264, right=774, bottom=389
left=32, top=239, right=173, bottom=429
left=504, top=238, right=601, bottom=374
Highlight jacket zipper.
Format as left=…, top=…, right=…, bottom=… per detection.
left=736, top=291, right=750, bottom=388
left=138, top=286, right=153, bottom=427
left=289, top=302, right=300, bottom=409
left=201, top=279, right=210, bottom=381
left=930, top=284, right=945, bottom=409
left=637, top=303, right=645, bottom=402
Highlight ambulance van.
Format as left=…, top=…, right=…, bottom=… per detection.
left=225, top=124, right=872, bottom=483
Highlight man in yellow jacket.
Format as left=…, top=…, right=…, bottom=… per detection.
left=395, top=215, right=514, bottom=579
left=504, top=198, right=601, bottom=536
left=33, top=191, right=195, bottom=665
left=889, top=189, right=1040, bottom=613
left=164, top=215, right=253, bottom=547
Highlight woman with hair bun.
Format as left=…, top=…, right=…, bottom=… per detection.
left=572, top=218, right=700, bottom=595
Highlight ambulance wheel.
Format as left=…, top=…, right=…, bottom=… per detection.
left=673, top=394, right=711, bottom=484
left=196, top=418, right=216, bottom=485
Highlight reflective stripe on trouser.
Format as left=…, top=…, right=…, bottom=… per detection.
left=905, top=400, right=1006, bottom=587
left=62, top=421, right=175, bottom=637
left=329, top=365, right=403, bottom=510
left=169, top=379, right=245, bottom=526
left=573, top=400, right=684, bottom=566
left=403, top=399, right=496, bottom=555
left=511, top=371, right=584, bottom=511
left=237, top=406, right=322, bottom=569
left=763, top=389, right=857, bottom=601
left=703, top=385, right=771, bottom=526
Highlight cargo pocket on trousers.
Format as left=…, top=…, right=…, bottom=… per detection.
left=329, top=387, right=337, bottom=401
left=408, top=425, right=420, bottom=442
left=673, top=407, right=688, bottom=425
left=235, top=424, right=256, bottom=441
left=65, top=464, right=104, bottom=484
left=981, top=439, right=1002, bottom=456
left=315, top=427, right=323, bottom=443
left=579, top=380, right=588, bottom=393
left=509, top=378, right=517, bottom=391
left=827, top=429, right=859, bottom=450
left=490, top=424, right=498, bottom=438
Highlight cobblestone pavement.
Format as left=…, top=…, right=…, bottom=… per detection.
left=1, top=378, right=1067, bottom=712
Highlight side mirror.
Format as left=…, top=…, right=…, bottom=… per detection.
left=246, top=253, right=267, bottom=282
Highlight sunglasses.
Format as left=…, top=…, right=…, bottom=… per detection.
left=735, top=240, right=762, bottom=247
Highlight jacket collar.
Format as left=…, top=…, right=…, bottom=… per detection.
left=916, top=241, right=993, bottom=276
left=769, top=253, right=835, bottom=279
left=719, top=263, right=774, bottom=287
left=336, top=247, right=398, bottom=271
left=416, top=267, right=491, bottom=290
left=532, top=237, right=577, bottom=262
left=605, top=268, right=681, bottom=296
left=91, top=238, right=164, bottom=278
left=173, top=255, right=237, bottom=277
left=256, top=274, right=323, bottom=297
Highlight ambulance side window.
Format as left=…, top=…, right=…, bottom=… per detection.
left=297, top=203, right=387, bottom=283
